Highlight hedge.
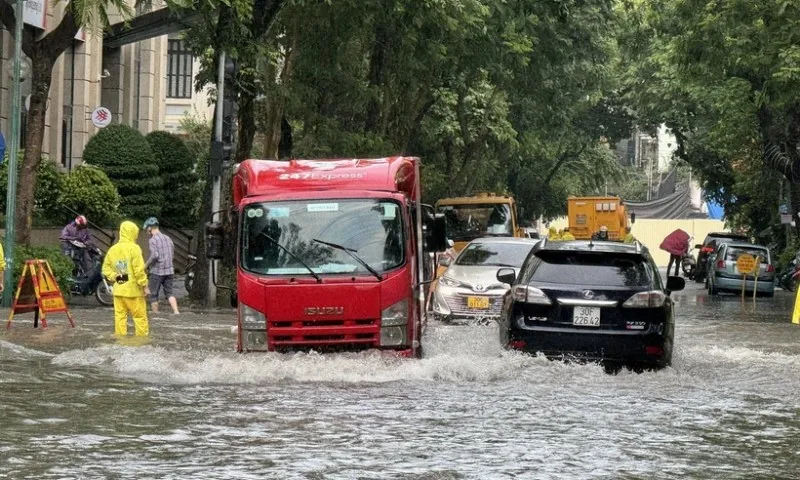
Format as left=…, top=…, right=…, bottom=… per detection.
left=146, top=131, right=198, bottom=227
left=0, top=156, right=64, bottom=217
left=59, top=165, right=121, bottom=226
left=83, top=124, right=163, bottom=221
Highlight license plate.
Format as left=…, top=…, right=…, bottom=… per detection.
left=572, top=306, right=600, bottom=326
left=467, top=296, right=490, bottom=309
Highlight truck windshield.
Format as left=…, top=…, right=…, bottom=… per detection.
left=438, top=203, right=512, bottom=241
left=241, top=199, right=405, bottom=276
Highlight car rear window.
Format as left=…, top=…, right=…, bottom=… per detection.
left=704, top=235, right=748, bottom=246
left=529, top=252, right=651, bottom=287
left=724, top=246, right=769, bottom=262
left=456, top=242, right=534, bottom=268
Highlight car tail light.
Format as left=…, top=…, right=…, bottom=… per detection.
left=645, top=345, right=664, bottom=357
left=623, top=291, right=666, bottom=308
left=716, top=259, right=725, bottom=269
left=509, top=340, right=526, bottom=349
left=766, top=264, right=775, bottom=273
left=701, top=246, right=714, bottom=253
left=512, top=285, right=552, bottom=305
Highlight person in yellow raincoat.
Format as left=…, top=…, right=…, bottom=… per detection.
left=102, top=221, right=150, bottom=336
left=561, top=227, right=576, bottom=241
left=548, top=226, right=561, bottom=241
left=623, top=226, right=636, bottom=244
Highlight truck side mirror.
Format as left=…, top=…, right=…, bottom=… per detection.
left=630, top=212, right=636, bottom=224
left=230, top=290, right=238, bottom=308
left=424, top=213, right=448, bottom=252
left=205, top=221, right=224, bottom=259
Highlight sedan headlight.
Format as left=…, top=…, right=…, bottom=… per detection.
left=438, top=276, right=463, bottom=288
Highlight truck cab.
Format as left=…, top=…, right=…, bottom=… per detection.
left=208, top=157, right=446, bottom=356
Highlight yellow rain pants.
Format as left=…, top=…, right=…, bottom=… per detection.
left=114, top=296, right=149, bottom=336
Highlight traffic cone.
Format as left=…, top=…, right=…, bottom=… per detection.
left=793, top=288, right=800, bottom=325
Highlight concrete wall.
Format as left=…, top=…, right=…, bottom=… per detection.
left=543, top=218, right=728, bottom=267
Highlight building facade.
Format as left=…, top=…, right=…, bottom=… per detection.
left=0, top=1, right=212, bottom=171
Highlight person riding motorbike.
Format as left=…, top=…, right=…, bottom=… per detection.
left=60, top=215, right=98, bottom=276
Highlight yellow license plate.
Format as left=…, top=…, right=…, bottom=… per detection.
left=467, top=297, right=490, bottom=309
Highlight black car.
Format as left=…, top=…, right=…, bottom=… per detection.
left=694, top=232, right=750, bottom=282
left=496, top=240, right=685, bottom=369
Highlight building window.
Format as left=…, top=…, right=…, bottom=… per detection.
left=167, top=39, right=193, bottom=99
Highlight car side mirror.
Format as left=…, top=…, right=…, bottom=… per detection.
left=447, top=239, right=454, bottom=248
left=666, top=276, right=685, bottom=292
left=438, top=256, right=452, bottom=267
left=496, top=268, right=516, bottom=285
left=205, top=221, right=224, bottom=260
left=424, top=213, right=448, bottom=252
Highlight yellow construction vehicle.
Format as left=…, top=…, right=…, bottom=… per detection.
left=567, top=196, right=632, bottom=240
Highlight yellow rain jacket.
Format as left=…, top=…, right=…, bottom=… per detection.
left=0, top=243, right=6, bottom=270
left=548, top=226, right=561, bottom=241
left=102, top=221, right=148, bottom=298
left=561, top=231, right=576, bottom=241
left=624, top=233, right=636, bottom=244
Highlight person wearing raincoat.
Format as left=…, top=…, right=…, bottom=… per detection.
left=102, top=221, right=150, bottom=336
left=561, top=228, right=576, bottom=241
left=623, top=226, right=636, bottom=244
left=548, top=226, right=561, bottom=241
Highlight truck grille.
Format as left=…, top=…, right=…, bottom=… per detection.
left=267, top=318, right=380, bottom=349
left=442, top=294, right=503, bottom=317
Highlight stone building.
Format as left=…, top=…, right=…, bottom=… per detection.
left=0, top=0, right=212, bottom=170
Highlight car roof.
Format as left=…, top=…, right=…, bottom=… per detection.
left=721, top=242, right=769, bottom=250
left=466, top=237, right=540, bottom=245
left=536, top=240, right=646, bottom=255
left=706, top=232, right=748, bottom=239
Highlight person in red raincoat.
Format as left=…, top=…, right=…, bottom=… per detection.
left=660, top=229, right=690, bottom=277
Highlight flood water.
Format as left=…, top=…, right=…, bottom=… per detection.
left=3, top=284, right=800, bottom=479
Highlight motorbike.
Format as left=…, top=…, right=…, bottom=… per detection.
left=66, top=240, right=114, bottom=306
left=776, top=257, right=799, bottom=292
left=184, top=254, right=197, bottom=292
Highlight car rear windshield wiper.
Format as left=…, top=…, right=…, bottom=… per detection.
left=259, top=232, right=322, bottom=283
left=312, top=238, right=382, bottom=281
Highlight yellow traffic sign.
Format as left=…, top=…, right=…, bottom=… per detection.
left=736, top=254, right=756, bottom=274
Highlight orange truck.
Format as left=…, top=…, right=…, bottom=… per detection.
left=567, top=196, right=632, bottom=240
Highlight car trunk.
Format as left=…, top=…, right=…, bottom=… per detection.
left=718, top=247, right=771, bottom=280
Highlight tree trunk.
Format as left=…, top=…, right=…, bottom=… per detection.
left=15, top=53, right=54, bottom=245
left=364, top=2, right=392, bottom=134
left=262, top=21, right=299, bottom=159
left=236, top=91, right=256, bottom=164
left=189, top=163, right=214, bottom=305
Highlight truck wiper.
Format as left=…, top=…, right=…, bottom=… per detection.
left=312, top=238, right=382, bottom=281
left=259, top=232, right=322, bottom=283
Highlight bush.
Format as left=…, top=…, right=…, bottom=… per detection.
left=83, top=124, right=163, bottom=221
left=11, top=245, right=74, bottom=294
left=146, top=131, right=198, bottom=227
left=59, top=165, right=121, bottom=226
left=0, top=154, right=65, bottom=217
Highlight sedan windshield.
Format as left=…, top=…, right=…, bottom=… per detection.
left=439, top=203, right=512, bottom=241
left=456, top=242, right=533, bottom=268
left=241, top=199, right=404, bottom=276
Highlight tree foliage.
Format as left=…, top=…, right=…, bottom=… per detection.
left=59, top=165, right=121, bottom=226
left=0, top=156, right=63, bottom=218
left=83, top=124, right=162, bottom=221
left=146, top=131, right=199, bottom=227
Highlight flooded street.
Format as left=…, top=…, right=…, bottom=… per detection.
left=3, top=283, right=800, bottom=479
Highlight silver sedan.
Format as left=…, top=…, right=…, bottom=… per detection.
left=430, top=237, right=540, bottom=324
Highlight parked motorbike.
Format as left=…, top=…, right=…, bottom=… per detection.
left=67, top=240, right=113, bottom=306
left=776, top=258, right=799, bottom=292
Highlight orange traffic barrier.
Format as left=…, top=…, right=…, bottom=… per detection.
left=6, top=259, right=75, bottom=329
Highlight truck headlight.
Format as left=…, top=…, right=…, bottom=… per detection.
left=381, top=299, right=408, bottom=326
left=381, top=300, right=408, bottom=346
left=239, top=303, right=268, bottom=351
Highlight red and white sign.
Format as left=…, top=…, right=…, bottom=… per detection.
left=91, top=107, right=112, bottom=128
left=22, top=0, right=47, bottom=30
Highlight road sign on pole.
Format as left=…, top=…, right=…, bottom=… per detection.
left=3, top=0, right=27, bottom=307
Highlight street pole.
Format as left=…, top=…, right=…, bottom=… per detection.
left=3, top=0, right=26, bottom=307
left=208, top=51, right=225, bottom=307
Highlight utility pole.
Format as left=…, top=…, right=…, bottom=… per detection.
left=3, top=0, right=26, bottom=306
left=208, top=51, right=225, bottom=307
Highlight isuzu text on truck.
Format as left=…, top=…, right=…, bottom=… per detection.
left=205, top=157, right=447, bottom=356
